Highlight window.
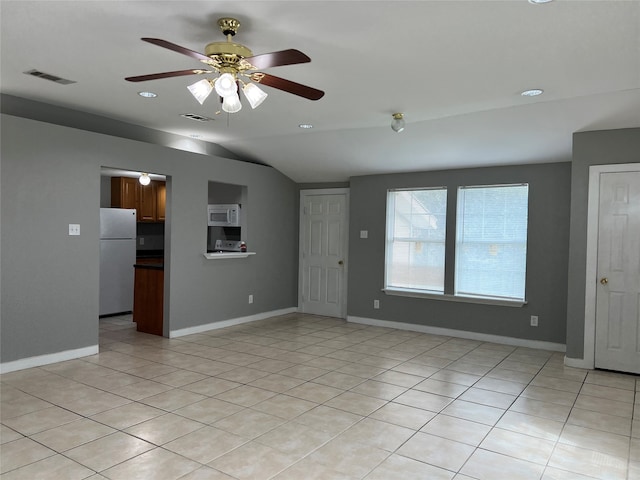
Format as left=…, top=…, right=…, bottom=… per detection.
left=384, top=183, right=529, bottom=304
left=385, top=188, right=448, bottom=292
left=455, top=184, right=529, bottom=302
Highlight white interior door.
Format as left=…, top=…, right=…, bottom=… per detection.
left=595, top=171, right=640, bottom=374
left=299, top=191, right=349, bottom=318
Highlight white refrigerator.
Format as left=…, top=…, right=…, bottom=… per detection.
left=100, top=208, right=137, bottom=316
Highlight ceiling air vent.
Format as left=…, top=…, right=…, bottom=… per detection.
left=180, top=113, right=214, bottom=122
left=24, top=69, right=76, bottom=85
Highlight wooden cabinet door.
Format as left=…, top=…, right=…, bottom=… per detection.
left=156, top=181, right=166, bottom=222
left=111, top=177, right=139, bottom=211
left=138, top=182, right=157, bottom=222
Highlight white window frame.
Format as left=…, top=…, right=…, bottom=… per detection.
left=454, top=183, right=529, bottom=303
left=383, top=184, right=528, bottom=307
left=384, top=187, right=448, bottom=294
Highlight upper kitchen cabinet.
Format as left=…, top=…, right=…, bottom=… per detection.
left=138, top=181, right=157, bottom=222
left=156, top=181, right=166, bottom=222
left=111, top=176, right=138, bottom=210
left=111, top=177, right=166, bottom=222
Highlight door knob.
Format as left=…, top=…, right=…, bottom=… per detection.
left=338, top=260, right=344, bottom=265
left=600, top=277, right=608, bottom=285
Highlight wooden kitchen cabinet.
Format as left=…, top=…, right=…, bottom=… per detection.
left=111, top=177, right=166, bottom=222
left=156, top=181, right=166, bottom=222
left=138, top=181, right=157, bottom=222
left=133, top=263, right=164, bottom=336
left=111, top=177, right=138, bottom=210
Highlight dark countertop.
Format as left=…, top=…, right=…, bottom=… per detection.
left=133, top=263, right=164, bottom=270
left=136, top=250, right=164, bottom=259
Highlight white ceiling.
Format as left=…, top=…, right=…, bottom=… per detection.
left=2, top=1, right=639, bottom=182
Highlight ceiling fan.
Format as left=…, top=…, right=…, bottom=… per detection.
left=125, top=17, right=324, bottom=113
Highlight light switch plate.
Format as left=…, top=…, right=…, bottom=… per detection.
left=68, top=224, right=80, bottom=236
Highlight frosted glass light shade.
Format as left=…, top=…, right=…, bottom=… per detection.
left=139, top=173, right=151, bottom=185
left=222, top=92, right=242, bottom=113
left=242, top=83, right=268, bottom=109
left=187, top=79, right=213, bottom=105
left=214, top=73, right=237, bottom=98
left=391, top=113, right=405, bottom=133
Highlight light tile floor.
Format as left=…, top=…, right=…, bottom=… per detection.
left=1, top=313, right=638, bottom=479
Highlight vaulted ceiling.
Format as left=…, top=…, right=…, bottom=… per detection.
left=2, top=1, right=639, bottom=182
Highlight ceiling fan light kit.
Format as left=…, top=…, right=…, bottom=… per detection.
left=391, top=113, right=405, bottom=133
left=214, top=72, right=237, bottom=97
left=126, top=16, right=324, bottom=115
left=187, top=78, right=214, bottom=105
left=222, top=92, right=243, bottom=113
left=242, top=82, right=268, bottom=109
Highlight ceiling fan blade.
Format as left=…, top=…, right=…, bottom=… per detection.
left=125, top=69, right=212, bottom=82
left=244, top=49, right=311, bottom=70
left=253, top=73, right=324, bottom=101
left=141, top=38, right=211, bottom=63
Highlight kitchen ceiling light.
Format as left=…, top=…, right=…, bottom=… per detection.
left=242, top=82, right=268, bottom=109
left=187, top=79, right=214, bottom=105
left=521, top=89, right=544, bottom=97
left=138, top=91, right=157, bottom=98
left=528, top=0, right=553, bottom=4
left=139, top=173, right=151, bottom=185
left=391, top=113, right=405, bottom=133
left=299, top=124, right=313, bottom=129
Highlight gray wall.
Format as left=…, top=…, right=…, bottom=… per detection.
left=347, top=162, right=572, bottom=344
left=1, top=94, right=256, bottom=164
left=1, top=114, right=298, bottom=364
left=566, top=128, right=640, bottom=358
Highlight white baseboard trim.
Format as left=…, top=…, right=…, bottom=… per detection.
left=0, top=345, right=99, bottom=374
left=347, top=316, right=566, bottom=352
left=564, top=356, right=593, bottom=369
left=170, top=307, right=298, bottom=338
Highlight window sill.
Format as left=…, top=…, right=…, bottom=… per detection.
left=382, top=288, right=526, bottom=307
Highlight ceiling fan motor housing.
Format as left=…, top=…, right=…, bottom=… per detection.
left=206, top=18, right=253, bottom=71
left=204, top=42, right=253, bottom=60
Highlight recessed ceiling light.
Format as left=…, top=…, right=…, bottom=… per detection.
left=299, top=124, right=313, bottom=129
left=138, top=91, right=157, bottom=98
left=189, top=134, right=202, bottom=138
left=521, top=89, right=544, bottom=97
left=528, top=0, right=553, bottom=4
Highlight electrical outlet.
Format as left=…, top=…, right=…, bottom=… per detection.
left=373, top=299, right=380, bottom=309
left=248, top=294, right=253, bottom=304
left=530, top=315, right=539, bottom=327
left=139, top=237, right=145, bottom=245
left=68, top=224, right=80, bottom=236
left=360, top=230, right=369, bottom=239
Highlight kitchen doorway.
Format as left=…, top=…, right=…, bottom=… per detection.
left=298, top=189, right=349, bottom=318
left=99, top=167, right=171, bottom=339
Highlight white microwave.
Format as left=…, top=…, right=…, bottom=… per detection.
left=207, top=204, right=241, bottom=227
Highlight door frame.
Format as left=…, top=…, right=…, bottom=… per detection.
left=298, top=188, right=350, bottom=318
left=582, top=162, right=640, bottom=369
left=99, top=169, right=171, bottom=339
